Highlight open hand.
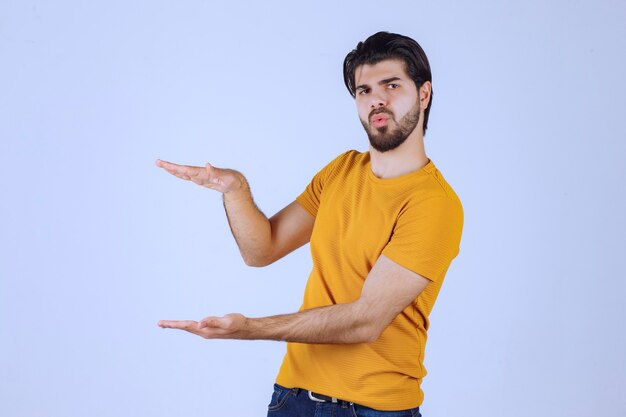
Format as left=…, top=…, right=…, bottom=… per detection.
left=156, top=159, right=246, bottom=194
left=157, top=313, right=247, bottom=339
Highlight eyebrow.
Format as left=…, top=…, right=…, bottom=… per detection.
left=356, top=76, right=403, bottom=91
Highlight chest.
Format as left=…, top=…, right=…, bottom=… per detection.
left=311, top=175, right=409, bottom=261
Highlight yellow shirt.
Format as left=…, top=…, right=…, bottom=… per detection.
left=276, top=150, right=464, bottom=410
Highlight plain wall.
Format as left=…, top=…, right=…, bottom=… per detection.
left=1, top=1, right=625, bottom=416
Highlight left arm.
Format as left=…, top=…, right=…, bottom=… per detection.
left=158, top=254, right=430, bottom=344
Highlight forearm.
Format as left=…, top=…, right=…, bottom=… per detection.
left=160, top=257, right=426, bottom=345
left=222, top=180, right=273, bottom=266
left=234, top=302, right=378, bottom=344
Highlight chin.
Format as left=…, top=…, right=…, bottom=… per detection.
left=368, top=135, right=408, bottom=153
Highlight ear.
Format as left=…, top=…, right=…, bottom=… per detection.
left=419, top=81, right=432, bottom=110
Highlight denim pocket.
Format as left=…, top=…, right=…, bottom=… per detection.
left=267, top=384, right=291, bottom=412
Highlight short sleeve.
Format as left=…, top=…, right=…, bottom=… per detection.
left=382, top=196, right=464, bottom=282
left=296, top=151, right=352, bottom=218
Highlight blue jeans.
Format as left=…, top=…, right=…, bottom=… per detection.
left=267, top=384, right=422, bottom=417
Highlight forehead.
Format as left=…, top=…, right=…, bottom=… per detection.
left=354, top=59, right=410, bottom=85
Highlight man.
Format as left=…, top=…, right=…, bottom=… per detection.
left=157, top=31, right=463, bottom=416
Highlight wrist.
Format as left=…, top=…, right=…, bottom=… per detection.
left=223, top=175, right=251, bottom=202
left=231, top=314, right=253, bottom=339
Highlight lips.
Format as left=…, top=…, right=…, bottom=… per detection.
left=370, top=113, right=390, bottom=128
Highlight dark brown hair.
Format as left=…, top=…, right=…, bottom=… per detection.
left=343, top=32, right=433, bottom=133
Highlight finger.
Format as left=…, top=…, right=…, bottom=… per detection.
left=156, top=159, right=181, bottom=169
left=157, top=320, right=198, bottom=330
left=157, top=159, right=184, bottom=174
left=156, top=159, right=193, bottom=172
left=158, top=162, right=202, bottom=181
left=159, top=159, right=209, bottom=172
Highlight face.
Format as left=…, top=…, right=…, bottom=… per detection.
left=354, top=59, right=425, bottom=153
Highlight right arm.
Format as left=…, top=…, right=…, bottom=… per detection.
left=156, top=159, right=314, bottom=266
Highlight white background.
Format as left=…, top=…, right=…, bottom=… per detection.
left=1, top=1, right=625, bottom=416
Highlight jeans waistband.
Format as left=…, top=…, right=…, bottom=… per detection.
left=307, top=390, right=352, bottom=406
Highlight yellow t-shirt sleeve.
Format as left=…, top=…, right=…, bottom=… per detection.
left=382, top=196, right=464, bottom=282
left=296, top=151, right=351, bottom=218
left=296, top=172, right=324, bottom=218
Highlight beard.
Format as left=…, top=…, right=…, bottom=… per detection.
left=360, top=100, right=421, bottom=153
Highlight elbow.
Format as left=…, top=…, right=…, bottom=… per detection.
left=244, top=259, right=270, bottom=268
left=359, top=326, right=383, bottom=343
left=353, top=317, right=385, bottom=343
left=352, top=303, right=385, bottom=343
left=242, top=253, right=273, bottom=267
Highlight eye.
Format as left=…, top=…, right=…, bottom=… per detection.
left=358, top=88, right=370, bottom=95
left=387, top=83, right=399, bottom=90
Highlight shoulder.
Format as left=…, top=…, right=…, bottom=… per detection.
left=400, top=163, right=464, bottom=223
left=319, top=149, right=367, bottom=179
left=413, top=162, right=462, bottom=206
left=329, top=149, right=365, bottom=168
left=425, top=163, right=461, bottom=199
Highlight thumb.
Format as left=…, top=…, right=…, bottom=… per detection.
left=198, top=316, right=225, bottom=329
left=206, top=163, right=223, bottom=181
left=205, top=163, right=220, bottom=184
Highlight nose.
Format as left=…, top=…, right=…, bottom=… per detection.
left=369, top=89, right=387, bottom=109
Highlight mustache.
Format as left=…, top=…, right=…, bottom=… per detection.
left=369, top=108, right=394, bottom=121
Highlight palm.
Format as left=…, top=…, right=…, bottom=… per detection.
left=156, top=159, right=243, bottom=194
left=158, top=314, right=245, bottom=339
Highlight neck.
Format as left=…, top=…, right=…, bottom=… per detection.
left=369, top=130, right=429, bottom=179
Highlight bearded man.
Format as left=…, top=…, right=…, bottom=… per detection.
left=157, top=31, right=464, bottom=417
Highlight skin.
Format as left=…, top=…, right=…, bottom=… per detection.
left=355, top=59, right=432, bottom=179
left=156, top=59, right=433, bottom=344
